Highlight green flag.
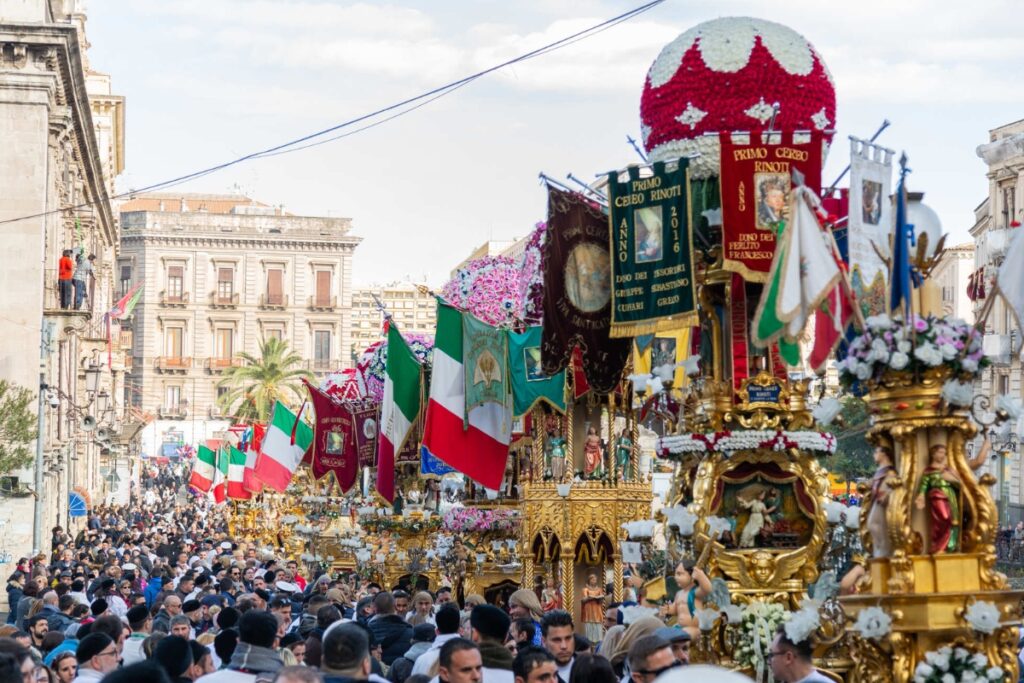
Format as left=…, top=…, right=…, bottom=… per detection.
left=462, top=311, right=509, bottom=423
left=508, top=326, right=565, bottom=416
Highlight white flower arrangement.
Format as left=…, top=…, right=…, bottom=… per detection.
left=964, top=600, right=1001, bottom=634
left=840, top=314, right=988, bottom=388
left=851, top=606, right=892, bottom=639
left=784, top=604, right=821, bottom=645
left=913, top=646, right=1002, bottom=682
left=621, top=605, right=659, bottom=626
left=996, top=394, right=1023, bottom=420
left=622, top=520, right=657, bottom=539
left=733, top=601, right=788, bottom=671
left=694, top=607, right=721, bottom=632
left=647, top=17, right=817, bottom=89
left=706, top=515, right=732, bottom=539
left=662, top=506, right=698, bottom=536
left=824, top=500, right=847, bottom=525
left=941, top=379, right=975, bottom=407
left=812, top=397, right=843, bottom=426
left=658, top=430, right=837, bottom=458
left=680, top=355, right=701, bottom=377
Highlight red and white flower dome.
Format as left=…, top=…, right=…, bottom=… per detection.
left=640, top=17, right=836, bottom=177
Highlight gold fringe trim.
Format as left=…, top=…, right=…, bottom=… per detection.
left=609, top=311, right=699, bottom=338
left=722, top=258, right=770, bottom=284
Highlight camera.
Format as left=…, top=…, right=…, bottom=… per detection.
left=47, top=390, right=59, bottom=409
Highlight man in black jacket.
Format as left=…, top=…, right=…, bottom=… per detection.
left=368, top=591, right=413, bottom=666
left=470, top=605, right=513, bottom=683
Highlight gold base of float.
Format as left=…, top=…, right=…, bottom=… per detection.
left=521, top=480, right=654, bottom=625
left=838, top=365, right=1024, bottom=682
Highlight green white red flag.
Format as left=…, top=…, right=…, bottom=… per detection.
left=227, top=445, right=250, bottom=500
left=189, top=445, right=217, bottom=492
left=242, top=423, right=265, bottom=494
left=376, top=323, right=422, bottom=503
left=211, top=447, right=229, bottom=504
left=253, top=401, right=313, bottom=492
left=421, top=301, right=512, bottom=489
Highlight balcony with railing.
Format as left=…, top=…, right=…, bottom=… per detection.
left=306, top=359, right=336, bottom=374
left=308, top=295, right=337, bottom=311
left=157, top=405, right=189, bottom=420
left=204, top=357, right=244, bottom=373
left=259, top=293, right=289, bottom=310
left=42, top=269, right=93, bottom=318
left=155, top=357, right=192, bottom=373
left=159, top=290, right=190, bottom=306
left=210, top=291, right=240, bottom=308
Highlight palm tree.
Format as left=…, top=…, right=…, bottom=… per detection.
left=217, top=338, right=314, bottom=422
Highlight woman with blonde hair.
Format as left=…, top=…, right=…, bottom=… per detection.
left=407, top=591, right=435, bottom=626
left=508, top=589, right=544, bottom=646
left=598, top=624, right=624, bottom=659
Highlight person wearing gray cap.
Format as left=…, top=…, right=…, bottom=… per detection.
left=653, top=627, right=690, bottom=665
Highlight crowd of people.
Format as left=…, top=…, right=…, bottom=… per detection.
left=0, top=467, right=833, bottom=683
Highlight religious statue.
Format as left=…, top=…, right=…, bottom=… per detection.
left=614, top=428, right=633, bottom=481
left=736, top=483, right=777, bottom=548
left=580, top=572, right=606, bottom=642
left=392, top=490, right=405, bottom=516
left=541, top=576, right=562, bottom=612
left=584, top=426, right=603, bottom=478
left=671, top=561, right=711, bottom=638
left=866, top=445, right=896, bottom=558
left=547, top=426, right=567, bottom=481
left=915, top=444, right=963, bottom=554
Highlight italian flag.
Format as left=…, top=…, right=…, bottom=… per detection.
left=376, top=323, right=421, bottom=503
left=211, top=448, right=229, bottom=504
left=227, top=446, right=250, bottom=500
left=752, top=185, right=840, bottom=366
left=189, top=445, right=217, bottom=492
left=242, top=424, right=265, bottom=494
left=253, top=401, right=313, bottom=492
left=422, top=301, right=511, bottom=489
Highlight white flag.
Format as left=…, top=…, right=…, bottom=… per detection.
left=777, top=186, right=841, bottom=333
left=998, top=227, right=1024, bottom=336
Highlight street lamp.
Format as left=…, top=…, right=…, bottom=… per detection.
left=84, top=361, right=101, bottom=395
left=96, top=390, right=109, bottom=416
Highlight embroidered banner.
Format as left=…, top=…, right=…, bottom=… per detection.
left=305, top=380, right=359, bottom=492
left=848, top=137, right=893, bottom=316
left=607, top=159, right=698, bottom=336
left=541, top=186, right=630, bottom=395
left=352, top=404, right=379, bottom=469
left=508, top=326, right=565, bottom=416
left=719, top=131, right=823, bottom=282
left=463, top=311, right=510, bottom=420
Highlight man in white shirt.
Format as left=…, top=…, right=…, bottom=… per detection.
left=767, top=628, right=835, bottom=683
left=412, top=604, right=463, bottom=676
left=121, top=605, right=152, bottom=666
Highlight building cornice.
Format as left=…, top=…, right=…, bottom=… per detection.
left=120, top=234, right=360, bottom=251
left=0, top=22, right=117, bottom=249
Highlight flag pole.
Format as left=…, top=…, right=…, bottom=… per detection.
left=825, top=119, right=892, bottom=193
left=796, top=172, right=868, bottom=332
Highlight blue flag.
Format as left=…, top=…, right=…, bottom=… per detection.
left=889, top=161, right=913, bottom=315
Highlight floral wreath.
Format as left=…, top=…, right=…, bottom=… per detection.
left=657, top=430, right=837, bottom=458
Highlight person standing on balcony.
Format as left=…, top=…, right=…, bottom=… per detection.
left=73, top=253, right=96, bottom=310
left=58, top=249, right=74, bottom=309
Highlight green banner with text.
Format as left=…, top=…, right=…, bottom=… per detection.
left=607, top=159, right=698, bottom=337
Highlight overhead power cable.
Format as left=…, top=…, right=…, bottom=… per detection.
left=0, top=0, right=665, bottom=226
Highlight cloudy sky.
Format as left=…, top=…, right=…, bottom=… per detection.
left=86, top=0, right=1023, bottom=286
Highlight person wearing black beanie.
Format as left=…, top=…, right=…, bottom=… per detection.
left=102, top=661, right=172, bottom=683
left=470, top=605, right=514, bottom=680
left=75, top=633, right=119, bottom=681
left=153, top=635, right=194, bottom=683
left=213, top=629, right=238, bottom=669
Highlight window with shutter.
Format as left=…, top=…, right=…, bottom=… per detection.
left=316, top=271, right=331, bottom=307
left=165, top=328, right=183, bottom=358
left=217, top=267, right=234, bottom=302
left=167, top=266, right=184, bottom=301
left=314, top=330, right=331, bottom=369
left=267, top=269, right=283, bottom=306
left=120, top=265, right=132, bottom=297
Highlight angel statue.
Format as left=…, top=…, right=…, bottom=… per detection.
left=736, top=483, right=777, bottom=548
